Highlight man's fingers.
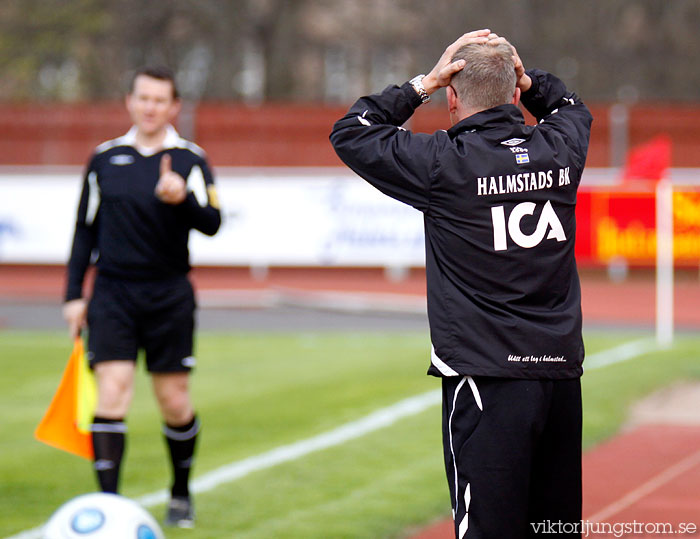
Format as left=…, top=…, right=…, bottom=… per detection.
left=487, top=36, right=507, bottom=45
left=460, top=29, right=491, bottom=44
left=511, top=46, right=525, bottom=74
left=69, top=321, right=80, bottom=340
left=446, top=29, right=490, bottom=54
left=155, top=172, right=186, bottom=204
left=463, top=29, right=490, bottom=38
left=63, top=299, right=86, bottom=339
left=156, top=178, right=174, bottom=196
left=160, top=153, right=172, bottom=176
left=444, top=59, right=466, bottom=77
left=455, top=35, right=489, bottom=48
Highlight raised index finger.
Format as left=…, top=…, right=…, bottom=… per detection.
left=160, top=153, right=172, bottom=176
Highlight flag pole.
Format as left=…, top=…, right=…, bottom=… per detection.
left=655, top=177, right=674, bottom=348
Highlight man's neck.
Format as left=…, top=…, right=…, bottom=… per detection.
left=134, top=127, right=168, bottom=151
left=449, top=102, right=488, bottom=126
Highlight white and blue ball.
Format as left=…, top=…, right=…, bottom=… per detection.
left=43, top=493, right=164, bottom=539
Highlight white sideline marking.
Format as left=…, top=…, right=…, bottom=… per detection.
left=585, top=337, right=657, bottom=370
left=587, top=447, right=700, bottom=523
left=4, top=337, right=658, bottom=539
left=138, top=389, right=442, bottom=507
left=5, top=390, right=441, bottom=539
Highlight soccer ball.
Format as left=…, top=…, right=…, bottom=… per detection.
left=43, top=493, right=164, bottom=539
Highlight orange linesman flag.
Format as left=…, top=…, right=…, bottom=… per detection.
left=621, top=134, right=672, bottom=182
left=35, top=338, right=95, bottom=460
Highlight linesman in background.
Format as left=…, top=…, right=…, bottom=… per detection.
left=331, top=30, right=592, bottom=538
left=63, top=66, right=221, bottom=528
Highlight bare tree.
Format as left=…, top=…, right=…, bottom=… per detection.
left=1, top=0, right=699, bottom=102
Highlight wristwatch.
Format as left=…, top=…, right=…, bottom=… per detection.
left=409, top=74, right=430, bottom=104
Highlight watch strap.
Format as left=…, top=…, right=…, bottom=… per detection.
left=409, top=74, right=430, bottom=104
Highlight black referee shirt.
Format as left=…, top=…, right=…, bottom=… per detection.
left=331, top=70, right=593, bottom=379
left=66, top=125, right=221, bottom=301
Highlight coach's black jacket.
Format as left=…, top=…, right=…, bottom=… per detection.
left=330, top=69, right=592, bottom=379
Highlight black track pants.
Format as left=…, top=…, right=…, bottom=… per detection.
left=442, top=376, right=582, bottom=539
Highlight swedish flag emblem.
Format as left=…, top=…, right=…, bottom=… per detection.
left=515, top=153, right=530, bottom=164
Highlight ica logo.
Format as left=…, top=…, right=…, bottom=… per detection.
left=490, top=200, right=566, bottom=251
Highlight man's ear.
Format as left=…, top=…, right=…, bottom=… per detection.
left=169, top=98, right=182, bottom=121
left=512, top=87, right=521, bottom=106
left=447, top=85, right=459, bottom=114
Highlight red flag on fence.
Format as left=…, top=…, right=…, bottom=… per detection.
left=621, top=134, right=672, bottom=182
left=34, top=338, right=95, bottom=460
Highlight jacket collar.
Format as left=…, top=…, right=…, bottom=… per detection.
left=121, top=125, right=181, bottom=156
left=447, top=104, right=525, bottom=139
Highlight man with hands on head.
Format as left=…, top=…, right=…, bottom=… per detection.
left=63, top=66, right=221, bottom=529
left=331, top=30, right=592, bottom=538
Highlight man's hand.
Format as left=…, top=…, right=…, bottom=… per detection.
left=511, top=44, right=532, bottom=93
left=485, top=32, right=531, bottom=93
left=422, top=29, right=491, bottom=95
left=63, top=298, right=87, bottom=339
left=155, top=153, right=187, bottom=204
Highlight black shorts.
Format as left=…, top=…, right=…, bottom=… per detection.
left=441, top=375, right=582, bottom=538
left=87, top=273, right=196, bottom=373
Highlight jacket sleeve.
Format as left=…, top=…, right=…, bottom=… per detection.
left=520, top=69, right=593, bottom=171
left=181, top=155, right=222, bottom=236
left=329, top=82, right=443, bottom=212
left=65, top=156, right=100, bottom=301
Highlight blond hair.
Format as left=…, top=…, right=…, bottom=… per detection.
left=450, top=42, right=516, bottom=110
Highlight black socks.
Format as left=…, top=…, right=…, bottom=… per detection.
left=91, top=416, right=127, bottom=493
left=163, top=415, right=200, bottom=498
left=91, top=414, right=199, bottom=497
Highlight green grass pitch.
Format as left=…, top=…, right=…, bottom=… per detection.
left=2, top=330, right=699, bottom=538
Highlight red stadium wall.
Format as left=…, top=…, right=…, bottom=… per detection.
left=1, top=101, right=700, bottom=167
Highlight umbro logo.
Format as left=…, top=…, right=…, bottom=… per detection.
left=109, top=154, right=134, bottom=165
left=500, top=138, right=526, bottom=146
left=94, top=459, right=115, bottom=471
